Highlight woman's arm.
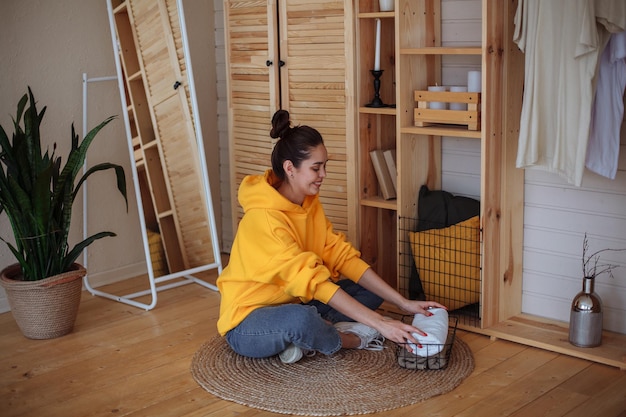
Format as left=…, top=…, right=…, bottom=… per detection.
left=356, top=267, right=445, bottom=315
left=326, top=288, right=417, bottom=346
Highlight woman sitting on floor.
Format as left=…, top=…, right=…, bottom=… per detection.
left=216, top=109, right=446, bottom=363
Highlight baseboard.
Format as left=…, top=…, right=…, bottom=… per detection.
left=83, top=261, right=148, bottom=288
left=0, top=262, right=148, bottom=314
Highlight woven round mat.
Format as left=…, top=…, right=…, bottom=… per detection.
left=191, top=335, right=474, bottom=416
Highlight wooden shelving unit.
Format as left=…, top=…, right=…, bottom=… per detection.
left=355, top=4, right=398, bottom=287
left=400, top=47, right=482, bottom=55
left=401, top=125, right=482, bottom=139
left=354, top=0, right=626, bottom=370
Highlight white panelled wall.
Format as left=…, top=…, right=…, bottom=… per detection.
left=440, top=1, right=482, bottom=201
left=522, top=141, right=626, bottom=334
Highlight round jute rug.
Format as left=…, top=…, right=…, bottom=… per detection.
left=190, top=335, right=474, bottom=416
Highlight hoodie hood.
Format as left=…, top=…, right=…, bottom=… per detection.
left=238, top=169, right=314, bottom=214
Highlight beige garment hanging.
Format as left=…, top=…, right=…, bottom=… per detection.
left=514, top=0, right=600, bottom=186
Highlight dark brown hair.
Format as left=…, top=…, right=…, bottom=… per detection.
left=269, top=110, right=324, bottom=180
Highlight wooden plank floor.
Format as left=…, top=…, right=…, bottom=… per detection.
left=1, top=272, right=625, bottom=417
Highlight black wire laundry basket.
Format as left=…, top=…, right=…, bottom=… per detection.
left=395, top=315, right=459, bottom=370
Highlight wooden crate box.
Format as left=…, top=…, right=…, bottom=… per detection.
left=414, top=90, right=481, bottom=131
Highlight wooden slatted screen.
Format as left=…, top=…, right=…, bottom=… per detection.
left=225, top=0, right=277, bottom=226
left=280, top=0, right=353, bottom=235
left=225, top=0, right=355, bottom=239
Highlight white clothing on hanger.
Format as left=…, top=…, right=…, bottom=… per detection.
left=596, top=0, right=626, bottom=34
left=514, top=0, right=626, bottom=186
left=514, top=0, right=599, bottom=186
left=585, top=31, right=626, bottom=180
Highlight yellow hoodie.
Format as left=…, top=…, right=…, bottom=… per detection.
left=216, top=170, right=370, bottom=336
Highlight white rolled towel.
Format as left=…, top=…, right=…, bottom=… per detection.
left=409, top=308, right=449, bottom=356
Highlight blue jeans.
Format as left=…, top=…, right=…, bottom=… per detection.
left=225, top=280, right=383, bottom=358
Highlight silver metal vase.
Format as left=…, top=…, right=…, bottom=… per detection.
left=568, top=276, right=603, bottom=347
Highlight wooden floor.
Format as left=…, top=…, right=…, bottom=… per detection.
left=1, top=272, right=625, bottom=417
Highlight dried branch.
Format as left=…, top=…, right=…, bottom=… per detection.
left=582, top=233, right=626, bottom=279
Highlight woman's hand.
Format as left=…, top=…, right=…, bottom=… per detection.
left=375, top=300, right=447, bottom=351
left=374, top=316, right=427, bottom=351
left=327, top=269, right=447, bottom=351
left=354, top=268, right=447, bottom=320
left=398, top=299, right=447, bottom=317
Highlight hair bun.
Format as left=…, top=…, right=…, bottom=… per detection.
left=270, top=109, right=291, bottom=139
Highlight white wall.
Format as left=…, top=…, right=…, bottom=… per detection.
left=214, top=0, right=233, bottom=252
left=183, top=0, right=222, bottom=250
left=440, top=0, right=482, bottom=201
left=0, top=0, right=223, bottom=313
left=0, top=0, right=146, bottom=312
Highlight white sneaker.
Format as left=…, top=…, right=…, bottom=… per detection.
left=279, top=344, right=315, bottom=364
left=334, top=322, right=385, bottom=351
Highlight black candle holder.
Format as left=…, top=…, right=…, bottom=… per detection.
left=365, top=69, right=386, bottom=108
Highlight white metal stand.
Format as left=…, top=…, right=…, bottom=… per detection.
left=81, top=0, right=221, bottom=310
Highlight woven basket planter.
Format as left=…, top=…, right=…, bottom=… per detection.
left=0, top=263, right=86, bottom=339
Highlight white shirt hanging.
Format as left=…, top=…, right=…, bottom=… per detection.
left=585, top=31, right=626, bottom=180
left=514, top=0, right=626, bottom=186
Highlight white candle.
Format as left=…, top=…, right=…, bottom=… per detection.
left=428, top=85, right=447, bottom=109
left=374, top=18, right=381, bottom=71
left=468, top=71, right=481, bottom=92
left=379, top=0, right=394, bottom=11
left=449, top=86, right=468, bottom=110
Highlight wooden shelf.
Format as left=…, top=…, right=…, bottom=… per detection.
left=143, top=140, right=158, bottom=149
left=112, top=0, right=126, bottom=13
left=469, top=314, right=626, bottom=370
left=358, top=11, right=395, bottom=19
left=401, top=125, right=481, bottom=139
left=157, top=210, right=174, bottom=219
left=360, top=197, right=397, bottom=210
left=400, top=46, right=482, bottom=55
left=359, top=106, right=397, bottom=116
left=127, top=70, right=142, bottom=81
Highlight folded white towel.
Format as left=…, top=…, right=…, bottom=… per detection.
left=409, top=308, right=449, bottom=356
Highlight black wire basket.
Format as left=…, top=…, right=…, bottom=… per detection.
left=396, top=315, right=459, bottom=370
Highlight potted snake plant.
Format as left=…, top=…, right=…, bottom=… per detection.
left=0, top=87, right=128, bottom=339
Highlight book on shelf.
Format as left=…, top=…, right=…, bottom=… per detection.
left=370, top=149, right=396, bottom=200
left=383, top=149, right=397, bottom=191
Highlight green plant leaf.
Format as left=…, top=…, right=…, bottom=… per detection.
left=74, top=162, right=128, bottom=211
left=63, top=232, right=117, bottom=271
left=0, top=88, right=127, bottom=281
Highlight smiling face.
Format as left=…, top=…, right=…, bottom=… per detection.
left=279, top=144, right=328, bottom=205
